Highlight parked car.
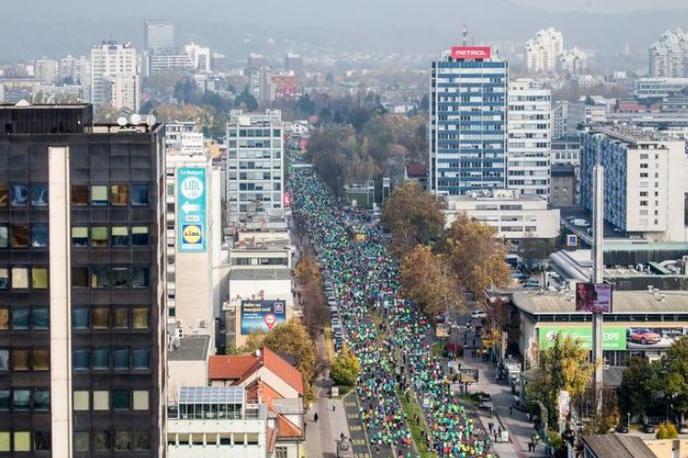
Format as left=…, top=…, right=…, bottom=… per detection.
left=470, top=310, right=487, bottom=319
left=642, top=423, right=656, bottom=434
left=678, top=425, right=688, bottom=434
left=615, top=424, right=629, bottom=433
left=628, top=328, right=662, bottom=345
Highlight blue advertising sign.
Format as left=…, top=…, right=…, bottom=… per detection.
left=240, top=300, right=287, bottom=334
left=177, top=167, right=207, bottom=253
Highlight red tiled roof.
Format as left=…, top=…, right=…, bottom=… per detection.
left=277, top=415, right=303, bottom=439
left=208, top=354, right=257, bottom=380
left=262, top=347, right=304, bottom=395
left=406, top=162, right=427, bottom=178
left=207, top=348, right=304, bottom=396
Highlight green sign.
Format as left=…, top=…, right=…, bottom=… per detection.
left=538, top=326, right=627, bottom=351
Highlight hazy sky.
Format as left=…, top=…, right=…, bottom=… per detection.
left=2, top=0, right=688, bottom=61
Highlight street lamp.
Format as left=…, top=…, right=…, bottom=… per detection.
left=627, top=412, right=630, bottom=431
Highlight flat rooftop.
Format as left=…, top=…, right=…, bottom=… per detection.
left=168, top=335, right=210, bottom=361
left=591, top=124, right=682, bottom=144
left=513, top=290, right=688, bottom=315
left=229, top=268, right=292, bottom=281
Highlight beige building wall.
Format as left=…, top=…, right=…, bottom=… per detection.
left=167, top=360, right=209, bottom=404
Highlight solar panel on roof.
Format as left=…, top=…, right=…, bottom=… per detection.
left=178, top=386, right=244, bottom=405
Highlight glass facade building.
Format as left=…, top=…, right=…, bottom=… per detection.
left=429, top=48, right=508, bottom=195
left=0, top=104, right=165, bottom=456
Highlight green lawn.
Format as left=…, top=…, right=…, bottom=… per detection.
left=398, top=389, right=436, bottom=458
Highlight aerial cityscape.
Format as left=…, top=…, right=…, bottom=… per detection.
left=3, top=1, right=688, bottom=457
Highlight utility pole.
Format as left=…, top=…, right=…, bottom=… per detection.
left=592, top=164, right=605, bottom=417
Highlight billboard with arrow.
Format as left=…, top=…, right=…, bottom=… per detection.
left=177, top=167, right=207, bottom=253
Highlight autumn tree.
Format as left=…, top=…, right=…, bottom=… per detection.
left=440, top=214, right=510, bottom=299
left=618, top=357, right=662, bottom=418
left=399, top=245, right=462, bottom=316
left=263, top=320, right=317, bottom=404
left=520, top=235, right=556, bottom=272
left=330, top=344, right=360, bottom=387
left=294, top=256, right=321, bottom=286
left=382, top=181, right=445, bottom=258
left=527, top=333, right=592, bottom=427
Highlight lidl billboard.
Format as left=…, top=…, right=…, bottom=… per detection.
left=538, top=326, right=627, bottom=351
left=177, top=167, right=207, bottom=253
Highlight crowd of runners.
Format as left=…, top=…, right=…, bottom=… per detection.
left=289, top=163, right=494, bottom=458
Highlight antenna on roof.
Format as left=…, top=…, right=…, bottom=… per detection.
left=462, top=24, right=469, bottom=46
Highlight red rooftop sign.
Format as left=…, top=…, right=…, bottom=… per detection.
left=451, top=46, right=491, bottom=60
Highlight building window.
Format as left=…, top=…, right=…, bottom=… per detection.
left=131, top=267, right=149, bottom=288
left=114, top=431, right=131, bottom=451
left=32, top=308, right=49, bottom=329
left=131, top=226, right=149, bottom=245
left=34, top=431, right=50, bottom=451
left=71, top=185, right=89, bottom=206
left=113, top=308, right=128, bottom=329
left=0, top=269, right=7, bottom=290
left=34, top=390, right=50, bottom=411
left=112, top=349, right=129, bottom=370
left=11, top=224, right=29, bottom=248
left=94, top=431, right=110, bottom=450
left=111, top=267, right=129, bottom=288
left=31, top=184, right=48, bottom=207
left=0, top=184, right=8, bottom=207
left=10, top=184, right=28, bottom=207
left=0, top=226, right=7, bottom=248
left=31, top=225, right=48, bottom=248
left=12, top=350, right=29, bottom=371
left=113, top=390, right=130, bottom=410
left=91, top=308, right=109, bottom=329
left=133, top=391, right=149, bottom=411
left=111, top=227, right=129, bottom=247
left=132, top=308, right=148, bottom=329
left=72, top=267, right=88, bottom=287
left=0, top=351, right=7, bottom=371
left=11, top=268, right=28, bottom=289
left=73, top=350, right=90, bottom=371
left=0, top=309, right=7, bottom=329
left=32, top=268, right=48, bottom=289
left=133, top=431, right=150, bottom=450
left=110, top=185, right=128, bottom=206
left=93, top=392, right=109, bottom=411
left=11, top=309, right=29, bottom=330
left=14, top=432, right=31, bottom=452
left=74, top=432, right=90, bottom=452
left=33, top=349, right=49, bottom=371
left=275, top=446, right=288, bottom=458
left=0, top=390, right=8, bottom=410
left=72, top=309, right=89, bottom=329
left=73, top=391, right=89, bottom=411
left=90, top=267, right=110, bottom=288
left=71, top=227, right=88, bottom=247
left=91, top=185, right=108, bottom=206
left=92, top=348, right=110, bottom=370
left=131, top=184, right=149, bottom=206
left=13, top=390, right=30, bottom=411
left=132, top=349, right=150, bottom=370
left=91, top=227, right=108, bottom=247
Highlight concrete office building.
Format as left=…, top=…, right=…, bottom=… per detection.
left=559, top=47, right=588, bottom=75
left=429, top=45, right=508, bottom=195
left=183, top=44, right=211, bottom=74
left=581, top=126, right=688, bottom=242
left=444, top=189, right=560, bottom=240
left=550, top=164, right=576, bottom=208
left=633, top=77, right=688, bottom=99
left=0, top=103, right=166, bottom=456
left=551, top=135, right=581, bottom=174
left=524, top=28, right=564, bottom=74
left=507, top=79, right=551, bottom=198
left=33, top=59, right=59, bottom=85
left=226, top=110, right=284, bottom=226
left=552, top=100, right=585, bottom=139
left=165, top=125, right=223, bottom=346
left=90, top=42, right=140, bottom=111
left=649, top=28, right=688, bottom=78
left=144, top=21, right=175, bottom=53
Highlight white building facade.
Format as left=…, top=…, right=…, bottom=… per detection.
left=226, top=110, right=284, bottom=226
left=649, top=28, right=688, bottom=78
left=525, top=28, right=564, bottom=74
left=90, top=42, right=140, bottom=111
left=507, top=79, right=551, bottom=198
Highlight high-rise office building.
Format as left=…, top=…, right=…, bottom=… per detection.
left=649, top=28, right=688, bottom=78
left=524, top=28, right=564, bottom=74
left=0, top=103, right=166, bottom=457
left=581, top=126, right=688, bottom=242
left=90, top=42, right=140, bottom=111
left=507, top=78, right=551, bottom=198
left=144, top=21, right=175, bottom=54
left=226, top=110, right=284, bottom=225
left=429, top=46, right=508, bottom=195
